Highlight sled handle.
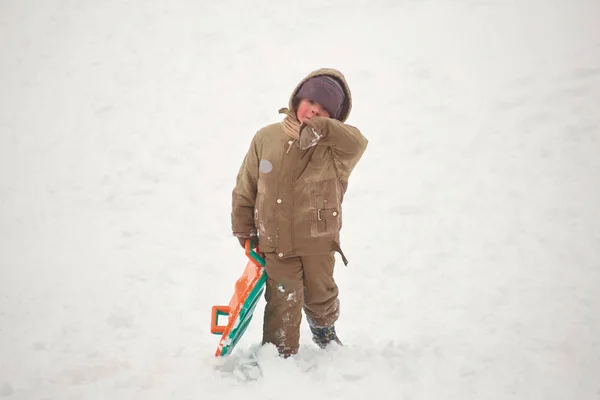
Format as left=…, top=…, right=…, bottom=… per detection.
left=245, top=238, right=265, bottom=267
left=211, top=306, right=229, bottom=335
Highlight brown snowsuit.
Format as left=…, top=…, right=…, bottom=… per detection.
left=231, top=69, right=368, bottom=354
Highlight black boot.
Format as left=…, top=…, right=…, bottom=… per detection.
left=309, top=325, right=343, bottom=349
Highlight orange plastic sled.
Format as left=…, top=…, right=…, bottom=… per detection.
left=210, top=239, right=266, bottom=357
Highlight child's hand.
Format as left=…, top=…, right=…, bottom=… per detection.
left=298, top=119, right=323, bottom=150
left=237, top=235, right=259, bottom=249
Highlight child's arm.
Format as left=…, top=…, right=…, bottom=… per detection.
left=298, top=116, right=367, bottom=156
left=231, top=139, right=259, bottom=239
left=298, top=116, right=368, bottom=181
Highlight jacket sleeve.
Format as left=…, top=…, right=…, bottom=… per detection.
left=231, top=137, right=260, bottom=237
left=311, top=117, right=368, bottom=182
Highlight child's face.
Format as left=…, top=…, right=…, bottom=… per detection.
left=296, top=99, right=331, bottom=123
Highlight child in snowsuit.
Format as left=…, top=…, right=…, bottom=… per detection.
left=231, top=68, right=368, bottom=357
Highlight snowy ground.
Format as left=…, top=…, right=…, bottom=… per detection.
left=1, top=0, right=599, bottom=399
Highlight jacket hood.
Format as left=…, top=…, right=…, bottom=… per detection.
left=286, top=68, right=352, bottom=123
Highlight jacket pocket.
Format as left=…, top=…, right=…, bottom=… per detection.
left=255, top=182, right=276, bottom=246
left=308, top=179, right=342, bottom=237
left=254, top=192, right=264, bottom=230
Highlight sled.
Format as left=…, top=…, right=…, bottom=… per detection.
left=210, top=239, right=266, bottom=357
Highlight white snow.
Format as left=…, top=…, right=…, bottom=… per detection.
left=1, top=0, right=599, bottom=398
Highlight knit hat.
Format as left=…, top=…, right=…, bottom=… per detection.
left=295, top=76, right=345, bottom=119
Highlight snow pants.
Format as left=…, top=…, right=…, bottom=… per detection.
left=262, top=251, right=339, bottom=355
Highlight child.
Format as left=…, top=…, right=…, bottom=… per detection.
left=231, top=68, right=368, bottom=357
